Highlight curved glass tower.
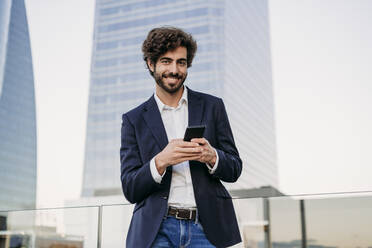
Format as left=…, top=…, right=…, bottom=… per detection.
left=0, top=0, right=37, bottom=210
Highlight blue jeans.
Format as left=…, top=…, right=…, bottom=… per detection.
left=151, top=216, right=216, bottom=247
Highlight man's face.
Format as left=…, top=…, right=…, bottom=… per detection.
left=148, top=46, right=188, bottom=94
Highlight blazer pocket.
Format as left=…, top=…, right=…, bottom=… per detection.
left=133, top=199, right=146, bottom=213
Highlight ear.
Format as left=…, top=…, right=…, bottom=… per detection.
left=147, top=59, right=154, bottom=73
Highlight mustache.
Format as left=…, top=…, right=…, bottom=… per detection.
left=162, top=72, right=183, bottom=79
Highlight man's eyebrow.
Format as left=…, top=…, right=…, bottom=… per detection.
left=159, top=57, right=172, bottom=60
left=159, top=57, right=187, bottom=61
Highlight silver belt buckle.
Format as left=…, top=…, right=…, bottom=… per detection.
left=175, top=209, right=189, bottom=220
left=175, top=209, right=183, bottom=220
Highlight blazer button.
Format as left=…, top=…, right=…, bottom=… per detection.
left=162, top=196, right=168, bottom=200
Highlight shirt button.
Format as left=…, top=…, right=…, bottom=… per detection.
left=162, top=196, right=168, bottom=200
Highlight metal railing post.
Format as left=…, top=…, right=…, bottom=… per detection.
left=300, top=200, right=307, bottom=248
left=263, top=198, right=272, bottom=248
left=97, top=205, right=102, bottom=248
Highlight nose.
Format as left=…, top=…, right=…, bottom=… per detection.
left=169, top=61, right=179, bottom=74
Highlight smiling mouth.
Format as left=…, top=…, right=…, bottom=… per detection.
left=163, top=75, right=181, bottom=85
left=166, top=77, right=179, bottom=82
left=163, top=75, right=181, bottom=79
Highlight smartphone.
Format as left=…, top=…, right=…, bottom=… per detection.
left=183, top=125, right=206, bottom=142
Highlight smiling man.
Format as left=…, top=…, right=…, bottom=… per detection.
left=120, top=27, right=242, bottom=248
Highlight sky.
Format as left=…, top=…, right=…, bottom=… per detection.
left=269, top=0, right=372, bottom=195
left=25, top=0, right=94, bottom=208
left=23, top=0, right=372, bottom=208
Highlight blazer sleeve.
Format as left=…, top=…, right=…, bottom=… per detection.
left=211, top=98, right=242, bottom=182
left=120, top=114, right=162, bottom=203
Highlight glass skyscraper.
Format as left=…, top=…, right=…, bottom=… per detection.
left=0, top=0, right=37, bottom=210
left=82, top=0, right=277, bottom=197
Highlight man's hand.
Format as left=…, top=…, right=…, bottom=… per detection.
left=190, top=138, right=217, bottom=167
left=155, top=139, right=202, bottom=175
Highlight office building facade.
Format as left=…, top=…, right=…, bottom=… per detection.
left=0, top=0, right=37, bottom=210
left=82, top=0, right=277, bottom=197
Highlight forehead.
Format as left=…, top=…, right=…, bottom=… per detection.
left=160, top=46, right=187, bottom=59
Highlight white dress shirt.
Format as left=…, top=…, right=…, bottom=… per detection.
left=150, top=87, right=218, bottom=208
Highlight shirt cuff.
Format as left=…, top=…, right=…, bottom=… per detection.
left=150, top=157, right=165, bottom=183
left=206, top=148, right=219, bottom=174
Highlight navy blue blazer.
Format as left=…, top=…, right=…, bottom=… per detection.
left=120, top=88, right=242, bottom=248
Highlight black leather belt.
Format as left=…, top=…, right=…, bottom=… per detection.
left=167, top=206, right=197, bottom=221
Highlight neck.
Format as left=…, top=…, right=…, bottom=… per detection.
left=156, top=85, right=184, bottom=107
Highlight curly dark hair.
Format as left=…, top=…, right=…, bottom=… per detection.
left=142, top=26, right=197, bottom=76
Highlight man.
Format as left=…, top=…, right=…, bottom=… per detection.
left=120, top=27, right=242, bottom=248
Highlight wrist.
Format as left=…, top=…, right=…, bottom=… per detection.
left=155, top=154, right=167, bottom=174
left=209, top=149, right=217, bottom=166
left=209, top=157, right=216, bottom=167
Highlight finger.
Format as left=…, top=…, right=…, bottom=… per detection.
left=170, top=138, right=184, bottom=144
left=178, top=154, right=202, bottom=159
left=180, top=152, right=206, bottom=160
left=177, top=141, right=200, bottom=147
left=174, top=155, right=202, bottom=164
left=175, top=147, right=203, bottom=153
left=191, top=138, right=206, bottom=145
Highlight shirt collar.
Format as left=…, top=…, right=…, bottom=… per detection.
left=154, top=86, right=188, bottom=112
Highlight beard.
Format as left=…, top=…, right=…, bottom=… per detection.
left=154, top=70, right=187, bottom=94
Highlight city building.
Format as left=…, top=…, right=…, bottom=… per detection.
left=0, top=0, right=37, bottom=210
left=82, top=0, right=278, bottom=197
left=0, top=228, right=84, bottom=248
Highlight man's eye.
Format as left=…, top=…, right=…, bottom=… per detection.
left=161, top=60, right=170, bottom=64
left=179, top=61, right=187, bottom=66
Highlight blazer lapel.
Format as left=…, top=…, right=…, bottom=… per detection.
left=142, top=95, right=168, bottom=150
left=187, top=87, right=204, bottom=126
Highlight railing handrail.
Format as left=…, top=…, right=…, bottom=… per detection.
left=1, top=189, right=372, bottom=213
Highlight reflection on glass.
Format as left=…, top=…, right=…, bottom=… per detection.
left=101, top=204, right=134, bottom=247
left=1, top=193, right=372, bottom=247
left=269, top=194, right=372, bottom=248
left=0, top=207, right=99, bottom=248
left=270, top=197, right=302, bottom=247
left=234, top=198, right=266, bottom=247
left=305, top=195, right=372, bottom=248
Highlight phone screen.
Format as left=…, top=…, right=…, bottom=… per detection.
left=183, top=125, right=206, bottom=142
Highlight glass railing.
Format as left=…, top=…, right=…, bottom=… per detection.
left=1, top=191, right=372, bottom=248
